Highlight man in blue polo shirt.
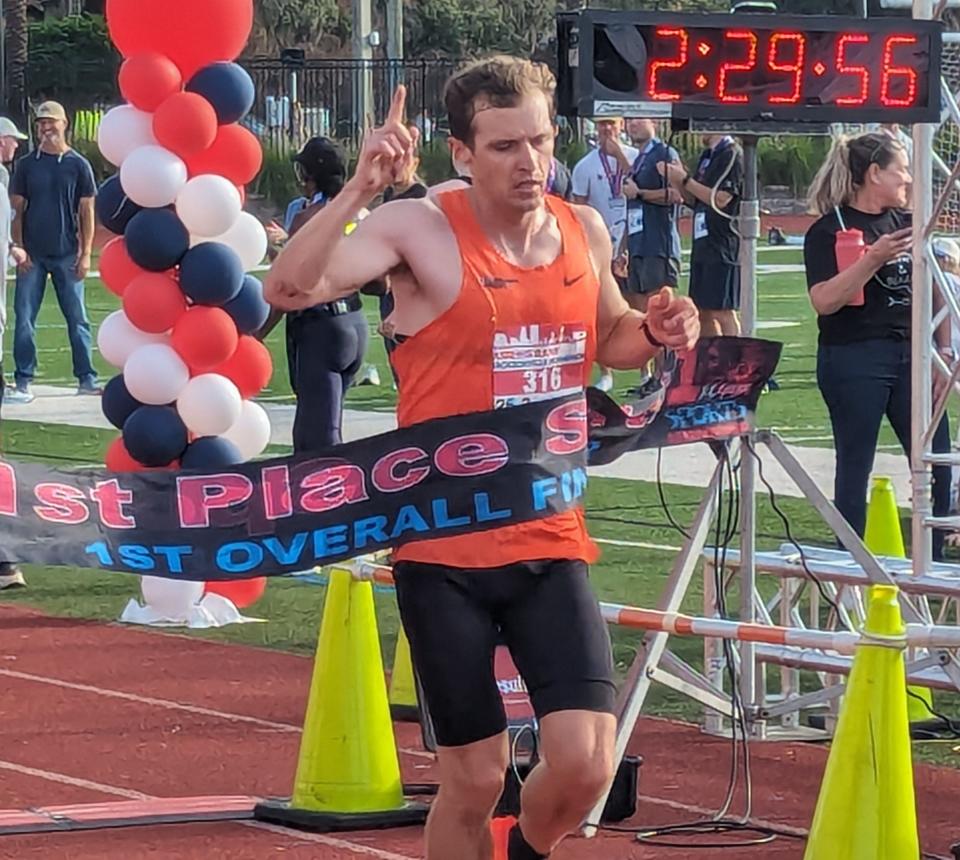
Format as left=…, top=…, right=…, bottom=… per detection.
left=621, top=117, right=682, bottom=312
left=7, top=101, right=97, bottom=402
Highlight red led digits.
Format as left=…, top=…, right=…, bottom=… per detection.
left=836, top=33, right=870, bottom=106
left=648, top=27, right=689, bottom=101
left=717, top=30, right=758, bottom=104
left=767, top=32, right=806, bottom=104
left=881, top=35, right=919, bottom=106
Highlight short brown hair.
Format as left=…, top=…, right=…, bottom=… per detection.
left=445, top=55, right=556, bottom=144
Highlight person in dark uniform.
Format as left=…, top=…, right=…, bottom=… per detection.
left=660, top=134, right=743, bottom=336
left=621, top=117, right=681, bottom=312
left=804, top=131, right=951, bottom=558
left=262, top=137, right=369, bottom=452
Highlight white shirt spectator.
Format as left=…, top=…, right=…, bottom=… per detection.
left=571, top=144, right=639, bottom=250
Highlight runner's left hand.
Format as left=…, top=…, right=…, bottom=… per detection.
left=644, top=287, right=700, bottom=351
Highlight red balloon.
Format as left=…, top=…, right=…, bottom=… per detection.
left=105, top=436, right=143, bottom=472
left=153, top=92, right=218, bottom=158
left=185, top=124, right=263, bottom=185
left=213, top=335, right=272, bottom=398
left=204, top=578, right=266, bottom=609
left=122, top=272, right=187, bottom=334
left=99, top=237, right=144, bottom=297
left=106, top=0, right=253, bottom=79
left=119, top=52, right=183, bottom=112
left=171, top=306, right=239, bottom=372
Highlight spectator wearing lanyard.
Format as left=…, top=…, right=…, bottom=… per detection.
left=571, top=117, right=638, bottom=252
left=803, top=132, right=951, bottom=558
left=621, top=117, right=682, bottom=312
left=660, top=134, right=743, bottom=336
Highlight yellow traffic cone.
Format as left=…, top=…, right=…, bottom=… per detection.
left=389, top=626, right=420, bottom=722
left=255, top=567, right=427, bottom=831
left=804, top=585, right=918, bottom=859
left=863, top=476, right=934, bottom=721
left=864, top=476, right=906, bottom=558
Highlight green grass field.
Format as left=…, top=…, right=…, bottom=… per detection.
left=2, top=246, right=959, bottom=768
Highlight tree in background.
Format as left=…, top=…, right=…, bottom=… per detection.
left=251, top=0, right=349, bottom=57
left=4, top=0, right=29, bottom=123
left=27, top=14, right=119, bottom=109
left=404, top=0, right=727, bottom=59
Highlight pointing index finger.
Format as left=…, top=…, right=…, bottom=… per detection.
left=387, top=85, right=407, bottom=126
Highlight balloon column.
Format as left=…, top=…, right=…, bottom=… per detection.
left=101, top=0, right=272, bottom=620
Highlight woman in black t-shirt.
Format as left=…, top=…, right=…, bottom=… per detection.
left=803, top=132, right=951, bottom=557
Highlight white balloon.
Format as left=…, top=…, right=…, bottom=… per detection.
left=124, top=343, right=190, bottom=405
left=176, top=373, right=243, bottom=437
left=98, top=105, right=157, bottom=168
left=208, top=211, right=268, bottom=270
left=176, top=175, right=242, bottom=238
left=222, top=400, right=272, bottom=460
left=140, top=576, right=204, bottom=616
left=96, top=310, right=167, bottom=369
left=120, top=145, right=188, bottom=208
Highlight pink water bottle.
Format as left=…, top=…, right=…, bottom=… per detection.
left=835, top=228, right=866, bottom=306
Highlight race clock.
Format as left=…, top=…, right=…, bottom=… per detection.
left=557, top=11, right=943, bottom=124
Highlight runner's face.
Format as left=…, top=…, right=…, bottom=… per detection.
left=462, top=90, right=555, bottom=212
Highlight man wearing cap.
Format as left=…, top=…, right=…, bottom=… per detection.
left=7, top=100, right=98, bottom=403
left=0, top=116, right=28, bottom=588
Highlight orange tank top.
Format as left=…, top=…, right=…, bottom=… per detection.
left=391, top=189, right=600, bottom=568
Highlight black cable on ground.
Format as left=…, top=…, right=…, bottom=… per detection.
left=742, top=437, right=844, bottom=621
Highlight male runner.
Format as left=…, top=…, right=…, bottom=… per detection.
left=266, top=57, right=699, bottom=860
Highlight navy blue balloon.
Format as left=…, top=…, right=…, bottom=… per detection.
left=122, top=406, right=188, bottom=467
left=96, top=175, right=142, bottom=235
left=179, top=242, right=245, bottom=306
left=186, top=63, right=255, bottom=125
left=181, top=436, right=244, bottom=469
left=223, top=274, right=271, bottom=334
left=102, top=375, right=143, bottom=430
left=125, top=208, right=190, bottom=272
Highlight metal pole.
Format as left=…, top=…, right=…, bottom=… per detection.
left=386, top=0, right=404, bottom=95
left=738, top=135, right=762, bottom=731
left=912, top=0, right=935, bottom=578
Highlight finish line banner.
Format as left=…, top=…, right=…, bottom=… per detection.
left=0, top=337, right=780, bottom=580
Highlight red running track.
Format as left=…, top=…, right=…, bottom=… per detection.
left=0, top=603, right=958, bottom=859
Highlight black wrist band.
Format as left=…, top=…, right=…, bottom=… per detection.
left=642, top=322, right=665, bottom=349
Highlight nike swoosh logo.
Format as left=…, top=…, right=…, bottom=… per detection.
left=564, top=273, right=585, bottom=287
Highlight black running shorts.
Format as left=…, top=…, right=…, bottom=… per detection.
left=626, top=256, right=680, bottom=295
left=393, top=558, right=617, bottom=749
left=689, top=259, right=741, bottom=310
